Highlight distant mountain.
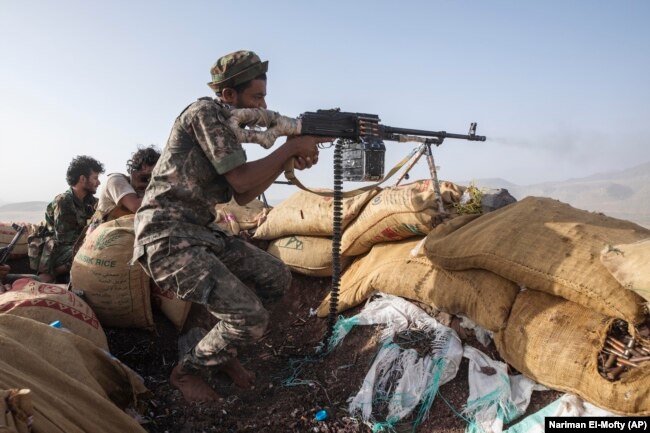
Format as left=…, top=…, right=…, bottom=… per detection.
left=465, top=161, right=650, bottom=228
left=0, top=201, right=48, bottom=224
left=465, top=177, right=518, bottom=189
left=579, top=161, right=650, bottom=182
left=0, top=201, right=48, bottom=212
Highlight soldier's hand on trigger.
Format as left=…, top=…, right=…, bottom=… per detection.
left=286, top=135, right=330, bottom=169
left=294, top=154, right=320, bottom=170
left=293, top=156, right=309, bottom=170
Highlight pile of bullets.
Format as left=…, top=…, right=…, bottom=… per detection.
left=598, top=320, right=650, bottom=381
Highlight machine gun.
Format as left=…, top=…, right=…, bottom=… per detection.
left=227, top=107, right=486, bottom=182
left=0, top=224, right=26, bottom=265
left=299, top=109, right=485, bottom=181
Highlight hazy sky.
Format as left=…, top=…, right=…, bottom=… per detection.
left=1, top=0, right=648, bottom=204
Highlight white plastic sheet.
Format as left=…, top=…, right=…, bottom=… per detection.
left=463, top=346, right=547, bottom=433
left=339, top=294, right=463, bottom=429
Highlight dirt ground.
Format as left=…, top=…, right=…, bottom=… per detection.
left=104, top=273, right=563, bottom=433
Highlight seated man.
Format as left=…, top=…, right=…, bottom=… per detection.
left=37, top=156, right=104, bottom=283
left=88, top=146, right=161, bottom=232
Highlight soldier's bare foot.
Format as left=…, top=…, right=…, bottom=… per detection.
left=170, top=364, right=221, bottom=403
left=220, top=358, right=256, bottom=388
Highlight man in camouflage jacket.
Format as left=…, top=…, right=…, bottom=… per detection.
left=37, top=156, right=104, bottom=283
left=134, top=50, right=327, bottom=403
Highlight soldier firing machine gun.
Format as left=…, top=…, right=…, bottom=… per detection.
left=226, top=107, right=487, bottom=347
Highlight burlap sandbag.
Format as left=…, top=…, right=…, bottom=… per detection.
left=601, top=239, right=650, bottom=303
left=0, top=315, right=148, bottom=433
left=267, top=235, right=351, bottom=277
left=212, top=210, right=240, bottom=236
left=317, top=237, right=519, bottom=332
left=341, top=180, right=465, bottom=257
left=0, top=278, right=108, bottom=350
left=151, top=283, right=192, bottom=331
left=0, top=222, right=37, bottom=258
left=253, top=188, right=379, bottom=240
left=214, top=198, right=269, bottom=233
left=71, top=214, right=154, bottom=329
left=424, top=196, right=649, bottom=324
left=422, top=213, right=482, bottom=241
left=495, top=290, right=650, bottom=415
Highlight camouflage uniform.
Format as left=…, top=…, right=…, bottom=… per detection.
left=38, top=188, right=97, bottom=274
left=134, top=51, right=290, bottom=372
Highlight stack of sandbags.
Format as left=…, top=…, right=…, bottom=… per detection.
left=254, top=188, right=379, bottom=239
left=317, top=234, right=519, bottom=333
left=340, top=180, right=466, bottom=256
left=424, top=196, right=650, bottom=324
left=0, top=314, right=149, bottom=433
left=420, top=196, right=650, bottom=415
left=254, top=188, right=379, bottom=276
left=0, top=222, right=38, bottom=259
left=256, top=180, right=471, bottom=276
left=0, top=278, right=108, bottom=350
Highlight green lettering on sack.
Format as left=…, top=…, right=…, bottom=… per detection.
left=281, top=236, right=303, bottom=250
left=94, top=258, right=116, bottom=267
left=76, top=253, right=94, bottom=264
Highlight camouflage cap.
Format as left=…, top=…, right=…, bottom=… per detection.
left=207, top=50, right=268, bottom=93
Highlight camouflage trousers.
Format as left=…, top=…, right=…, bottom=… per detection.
left=138, top=233, right=291, bottom=372
left=36, top=238, right=74, bottom=274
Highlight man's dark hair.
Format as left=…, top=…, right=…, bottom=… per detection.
left=229, top=73, right=267, bottom=95
left=66, top=155, right=105, bottom=186
left=127, top=145, right=161, bottom=174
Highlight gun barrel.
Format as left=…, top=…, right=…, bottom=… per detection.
left=382, top=125, right=486, bottom=142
